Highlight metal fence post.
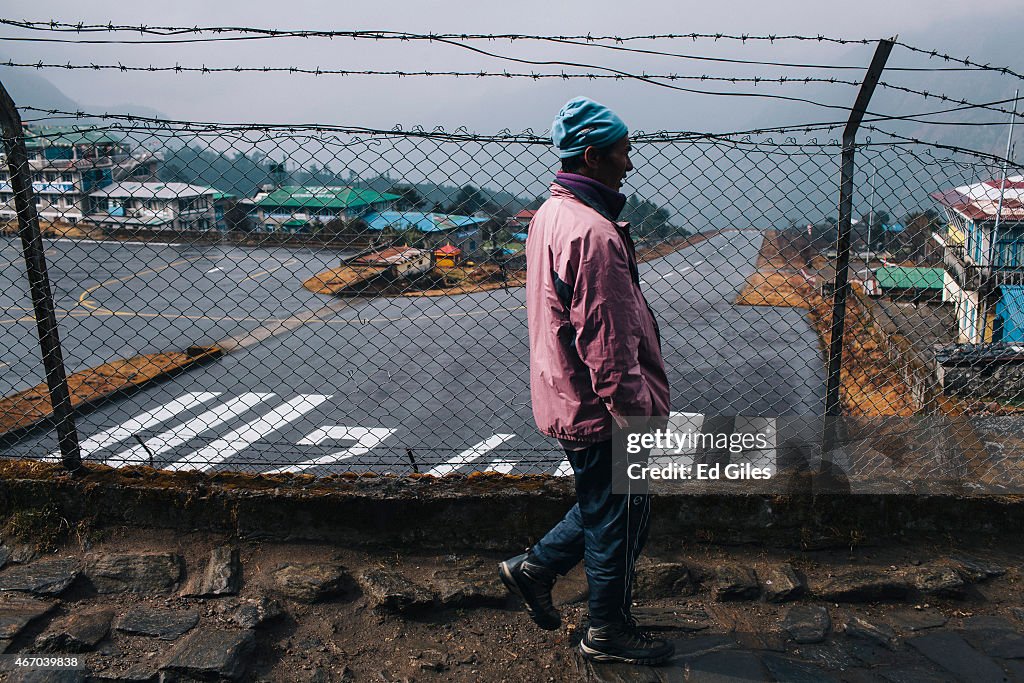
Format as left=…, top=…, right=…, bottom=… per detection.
left=0, top=79, right=82, bottom=470
left=824, top=38, right=895, bottom=418
left=817, top=39, right=894, bottom=487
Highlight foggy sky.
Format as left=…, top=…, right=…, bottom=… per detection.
left=2, top=0, right=1022, bottom=133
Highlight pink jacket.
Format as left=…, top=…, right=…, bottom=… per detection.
left=526, top=182, right=670, bottom=444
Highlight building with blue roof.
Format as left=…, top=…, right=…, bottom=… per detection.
left=363, top=211, right=489, bottom=255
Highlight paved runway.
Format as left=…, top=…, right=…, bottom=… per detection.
left=2, top=232, right=825, bottom=475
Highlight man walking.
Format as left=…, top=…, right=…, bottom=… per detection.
left=499, top=97, right=674, bottom=666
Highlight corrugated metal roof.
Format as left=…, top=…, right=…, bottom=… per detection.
left=931, top=175, right=1024, bottom=221
left=874, top=266, right=945, bottom=290
left=353, top=246, right=429, bottom=265
left=935, top=342, right=1024, bottom=366
left=89, top=182, right=215, bottom=199
left=255, top=186, right=398, bottom=210
left=363, top=211, right=487, bottom=233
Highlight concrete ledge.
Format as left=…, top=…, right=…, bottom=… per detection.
left=0, top=463, right=1023, bottom=549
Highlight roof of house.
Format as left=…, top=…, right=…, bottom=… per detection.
left=435, top=244, right=461, bottom=255
left=511, top=232, right=529, bottom=242
left=89, top=182, right=215, bottom=199
left=353, top=246, right=429, bottom=265
left=211, top=191, right=236, bottom=201
left=513, top=209, right=537, bottom=220
left=931, top=175, right=1024, bottom=221
left=363, top=211, right=488, bottom=233
left=874, top=266, right=945, bottom=290
left=255, top=186, right=399, bottom=210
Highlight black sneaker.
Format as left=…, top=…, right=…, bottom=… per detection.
left=579, top=621, right=675, bottom=666
left=498, top=552, right=560, bottom=630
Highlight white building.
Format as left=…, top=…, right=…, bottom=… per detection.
left=0, top=127, right=159, bottom=226
left=87, top=182, right=217, bottom=232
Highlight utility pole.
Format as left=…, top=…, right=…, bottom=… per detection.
left=868, top=159, right=876, bottom=262
left=989, top=89, right=1019, bottom=275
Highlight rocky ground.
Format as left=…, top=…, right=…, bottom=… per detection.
left=0, top=528, right=1021, bottom=681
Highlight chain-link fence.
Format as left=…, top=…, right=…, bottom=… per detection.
left=3, top=70, right=1024, bottom=490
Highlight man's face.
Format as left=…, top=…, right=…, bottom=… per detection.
left=590, top=136, right=634, bottom=191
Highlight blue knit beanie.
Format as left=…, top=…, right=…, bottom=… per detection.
left=551, top=96, right=628, bottom=159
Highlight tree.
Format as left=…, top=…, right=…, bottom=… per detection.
left=902, top=210, right=942, bottom=264
left=449, top=185, right=502, bottom=217
left=389, top=185, right=427, bottom=211
left=450, top=185, right=485, bottom=215
left=858, top=210, right=890, bottom=251
left=621, top=196, right=674, bottom=241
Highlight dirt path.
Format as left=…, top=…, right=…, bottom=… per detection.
left=0, top=347, right=221, bottom=437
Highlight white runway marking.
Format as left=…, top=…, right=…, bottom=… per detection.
left=554, top=460, right=573, bottom=477
left=106, top=392, right=274, bottom=467
left=427, top=433, right=516, bottom=476
left=167, top=394, right=332, bottom=472
left=266, top=426, right=397, bottom=473
left=483, top=459, right=516, bottom=474
left=52, top=391, right=221, bottom=461
left=206, top=267, right=223, bottom=274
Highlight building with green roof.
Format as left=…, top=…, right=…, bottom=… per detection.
left=24, top=127, right=130, bottom=158
left=874, top=266, right=946, bottom=302
left=252, top=185, right=400, bottom=233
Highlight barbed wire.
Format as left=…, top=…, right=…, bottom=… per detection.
left=0, top=27, right=977, bottom=75
left=14, top=91, right=1021, bottom=141
left=0, top=70, right=1014, bottom=132
left=13, top=105, right=1021, bottom=172
left=6, top=20, right=1020, bottom=83
left=0, top=21, right=878, bottom=45
left=532, top=36, right=977, bottom=73
left=893, top=40, right=1024, bottom=84
left=5, top=56, right=1022, bottom=122
left=0, top=59, right=870, bottom=115
left=858, top=124, right=1023, bottom=167
left=5, top=59, right=865, bottom=87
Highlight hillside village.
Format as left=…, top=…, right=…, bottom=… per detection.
left=0, top=125, right=685, bottom=268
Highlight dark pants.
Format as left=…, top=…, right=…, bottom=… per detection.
left=530, top=438, right=651, bottom=626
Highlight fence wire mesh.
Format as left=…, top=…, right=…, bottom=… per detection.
left=2, top=112, right=1024, bottom=491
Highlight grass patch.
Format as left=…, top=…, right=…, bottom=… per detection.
left=2, top=504, right=71, bottom=553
